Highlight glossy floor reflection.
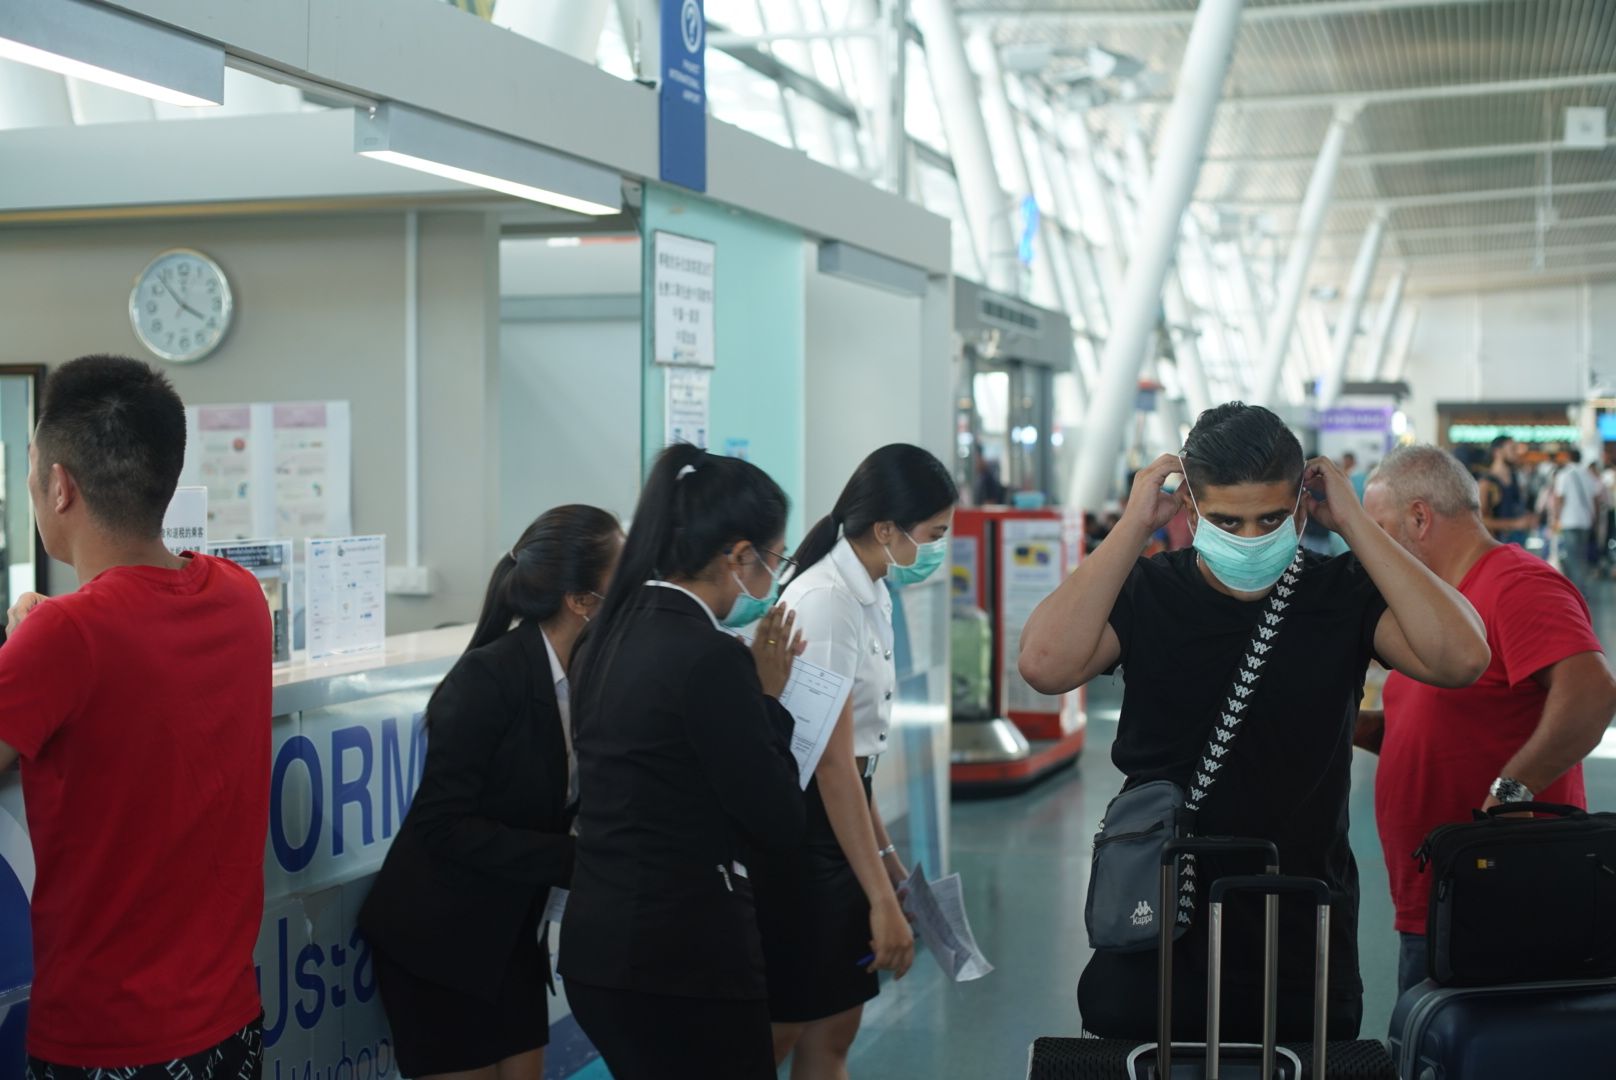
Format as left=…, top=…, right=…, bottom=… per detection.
left=838, top=578, right=1616, bottom=1079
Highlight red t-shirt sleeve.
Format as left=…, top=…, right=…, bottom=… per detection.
left=0, top=600, right=92, bottom=759
left=1490, top=568, right=1604, bottom=688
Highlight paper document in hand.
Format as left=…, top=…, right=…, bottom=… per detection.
left=901, top=863, right=994, bottom=982
left=776, top=658, right=854, bottom=789
left=542, top=887, right=569, bottom=925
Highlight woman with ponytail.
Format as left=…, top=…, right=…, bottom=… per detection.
left=560, top=443, right=809, bottom=1080
left=358, top=505, right=623, bottom=1080
left=757, top=443, right=958, bottom=1078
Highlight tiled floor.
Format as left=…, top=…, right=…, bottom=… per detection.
left=838, top=581, right=1616, bottom=1079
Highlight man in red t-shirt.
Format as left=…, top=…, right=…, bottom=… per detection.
left=1360, top=444, right=1616, bottom=995
left=0, top=356, right=270, bottom=1077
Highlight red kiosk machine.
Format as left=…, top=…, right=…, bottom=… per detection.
left=949, top=506, right=1086, bottom=794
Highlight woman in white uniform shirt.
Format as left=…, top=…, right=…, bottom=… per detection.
left=756, top=444, right=958, bottom=1077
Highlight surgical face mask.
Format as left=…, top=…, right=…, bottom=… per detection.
left=723, top=556, right=782, bottom=628
left=1180, top=458, right=1303, bottom=594
left=885, top=529, right=948, bottom=585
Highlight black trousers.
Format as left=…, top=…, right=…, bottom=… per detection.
left=565, top=980, right=775, bottom=1080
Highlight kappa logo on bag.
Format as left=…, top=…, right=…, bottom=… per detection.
left=1130, top=900, right=1154, bottom=927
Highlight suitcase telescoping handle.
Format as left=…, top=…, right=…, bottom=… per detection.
left=1207, top=876, right=1331, bottom=1080
left=1155, top=839, right=1281, bottom=1080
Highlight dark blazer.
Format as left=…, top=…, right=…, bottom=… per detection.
left=559, top=585, right=805, bottom=1001
left=358, top=620, right=574, bottom=1001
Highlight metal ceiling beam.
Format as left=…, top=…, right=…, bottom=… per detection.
left=1265, top=214, right=1616, bottom=242
left=1403, top=264, right=1616, bottom=294
left=1125, top=72, right=1616, bottom=112
left=1209, top=179, right=1616, bottom=212
left=1358, top=241, right=1616, bottom=265
left=1202, top=138, right=1614, bottom=169
left=958, top=0, right=1507, bottom=29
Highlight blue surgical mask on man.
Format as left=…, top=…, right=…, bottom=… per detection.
left=1178, top=456, right=1304, bottom=594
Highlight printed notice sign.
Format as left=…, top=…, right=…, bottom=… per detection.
left=666, top=367, right=711, bottom=448
left=161, top=486, right=208, bottom=555
left=305, top=535, right=386, bottom=662
left=653, top=231, right=715, bottom=368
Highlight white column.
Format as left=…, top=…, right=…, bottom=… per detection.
left=912, top=0, right=1017, bottom=292
left=1250, top=103, right=1359, bottom=407
left=1069, top=0, right=1245, bottom=513
left=1365, top=268, right=1408, bottom=381
left=493, top=0, right=612, bottom=62
left=1164, top=275, right=1215, bottom=419
left=1123, top=124, right=1215, bottom=420
left=1062, top=110, right=1128, bottom=301
left=1318, top=212, right=1387, bottom=410
left=1385, top=305, right=1420, bottom=382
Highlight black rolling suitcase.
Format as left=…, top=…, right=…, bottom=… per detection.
left=1027, top=838, right=1396, bottom=1079
left=1388, top=976, right=1616, bottom=1078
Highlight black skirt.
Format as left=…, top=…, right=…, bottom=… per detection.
left=372, top=925, right=550, bottom=1075
left=754, top=774, right=881, bottom=1023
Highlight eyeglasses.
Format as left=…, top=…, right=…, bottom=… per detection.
left=759, top=548, right=798, bottom=578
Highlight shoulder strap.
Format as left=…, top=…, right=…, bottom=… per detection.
left=1175, top=546, right=1306, bottom=925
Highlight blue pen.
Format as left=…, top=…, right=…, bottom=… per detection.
left=855, top=952, right=874, bottom=968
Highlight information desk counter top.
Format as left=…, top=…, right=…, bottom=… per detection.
left=272, top=624, right=472, bottom=716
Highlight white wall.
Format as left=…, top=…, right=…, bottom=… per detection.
left=498, top=237, right=642, bottom=536
left=1401, top=281, right=1612, bottom=444
left=803, top=247, right=926, bottom=523
left=0, top=212, right=502, bottom=633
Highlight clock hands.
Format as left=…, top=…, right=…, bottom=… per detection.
left=158, top=271, right=207, bottom=321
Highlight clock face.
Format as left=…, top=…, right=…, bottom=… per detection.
left=129, top=249, right=233, bottom=363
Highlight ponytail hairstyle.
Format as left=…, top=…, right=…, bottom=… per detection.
left=466, top=504, right=622, bottom=651
left=427, top=503, right=620, bottom=726
left=791, top=444, right=958, bottom=583
left=570, top=442, right=790, bottom=721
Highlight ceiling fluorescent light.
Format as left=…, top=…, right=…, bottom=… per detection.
left=356, top=104, right=621, bottom=216
left=0, top=0, right=223, bottom=107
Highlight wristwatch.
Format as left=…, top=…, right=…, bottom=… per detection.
left=1489, top=776, right=1535, bottom=804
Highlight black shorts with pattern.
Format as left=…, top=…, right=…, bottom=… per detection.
left=26, top=1017, right=263, bottom=1080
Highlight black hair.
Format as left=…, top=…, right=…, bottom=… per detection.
left=792, top=444, right=957, bottom=583
left=1181, top=402, right=1304, bottom=491
left=1568, top=448, right=1584, bottom=464
left=465, top=504, right=621, bottom=652
left=1490, top=435, right=1515, bottom=458
left=34, top=354, right=186, bottom=537
left=570, top=443, right=789, bottom=721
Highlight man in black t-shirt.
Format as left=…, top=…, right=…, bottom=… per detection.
left=1021, top=404, right=1490, bottom=1043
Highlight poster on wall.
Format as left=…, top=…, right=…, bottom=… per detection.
left=998, top=518, right=1064, bottom=714
left=181, top=401, right=353, bottom=544
left=161, top=486, right=208, bottom=555
left=306, top=535, right=386, bottom=662
left=653, top=231, right=716, bottom=368
left=666, top=368, right=711, bottom=448
left=274, top=402, right=353, bottom=541
left=209, top=539, right=294, bottom=665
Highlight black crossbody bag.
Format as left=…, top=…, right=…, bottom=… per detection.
left=1085, top=549, right=1305, bottom=953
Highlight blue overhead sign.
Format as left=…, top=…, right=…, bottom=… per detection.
left=660, top=0, right=707, bottom=191
left=1019, top=195, right=1040, bottom=267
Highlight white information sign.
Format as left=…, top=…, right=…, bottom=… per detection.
left=161, top=485, right=208, bottom=555
left=305, top=535, right=386, bottom=661
left=999, top=518, right=1066, bottom=713
left=666, top=367, right=711, bottom=448
left=653, top=231, right=716, bottom=368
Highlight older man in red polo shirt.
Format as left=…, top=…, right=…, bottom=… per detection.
left=1359, top=444, right=1616, bottom=996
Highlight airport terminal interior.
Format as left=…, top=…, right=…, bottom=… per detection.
left=2, top=1, right=1616, bottom=1078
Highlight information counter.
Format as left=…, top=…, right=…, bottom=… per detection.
left=0, top=580, right=951, bottom=1080
left=0, top=627, right=470, bottom=1080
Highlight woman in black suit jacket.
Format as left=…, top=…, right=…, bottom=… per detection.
left=560, top=444, right=808, bottom=1080
left=359, top=504, right=622, bottom=1080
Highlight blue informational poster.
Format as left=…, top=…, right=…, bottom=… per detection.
left=660, top=0, right=707, bottom=191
